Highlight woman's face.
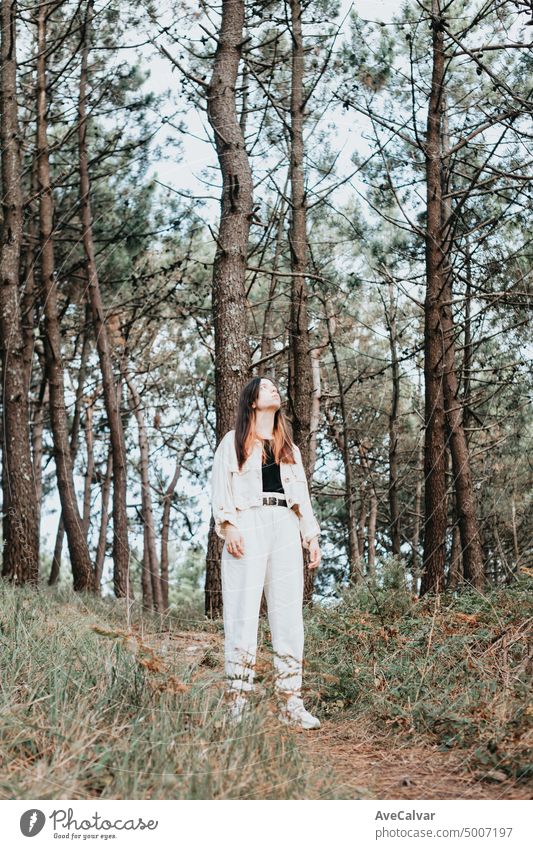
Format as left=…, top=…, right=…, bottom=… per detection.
left=253, top=378, right=281, bottom=412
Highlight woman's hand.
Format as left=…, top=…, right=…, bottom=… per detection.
left=225, top=524, right=245, bottom=558
left=307, top=537, right=321, bottom=570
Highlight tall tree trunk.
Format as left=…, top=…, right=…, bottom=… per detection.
left=357, top=487, right=367, bottom=567
left=385, top=277, right=401, bottom=557
left=448, top=520, right=463, bottom=590
left=367, top=490, right=378, bottom=576
left=420, top=0, right=448, bottom=596
left=440, top=95, right=485, bottom=590
left=36, top=2, right=94, bottom=592
left=326, top=311, right=360, bottom=580
left=205, top=0, right=253, bottom=618
left=287, top=0, right=315, bottom=604
left=462, top=235, right=472, bottom=434
left=48, top=303, right=91, bottom=585
left=82, top=399, right=94, bottom=538
left=20, top=162, right=39, bottom=397
left=160, top=426, right=200, bottom=610
left=32, top=376, right=48, bottom=540
left=0, top=0, right=40, bottom=582
left=160, top=460, right=180, bottom=611
left=78, top=2, right=131, bottom=598
left=141, top=516, right=154, bottom=610
left=259, top=191, right=287, bottom=375
left=411, top=426, right=424, bottom=593
left=95, top=446, right=112, bottom=591
left=125, top=372, right=163, bottom=612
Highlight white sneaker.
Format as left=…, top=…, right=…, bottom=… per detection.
left=278, top=695, right=321, bottom=730
left=226, top=693, right=247, bottom=725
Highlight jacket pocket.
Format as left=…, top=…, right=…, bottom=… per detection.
left=231, top=467, right=255, bottom=509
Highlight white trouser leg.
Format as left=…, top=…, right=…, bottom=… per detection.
left=221, top=506, right=267, bottom=694
left=263, top=506, right=304, bottom=697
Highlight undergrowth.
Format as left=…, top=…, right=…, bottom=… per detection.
left=304, top=568, right=533, bottom=785
left=1, top=569, right=531, bottom=799
left=0, top=582, right=337, bottom=800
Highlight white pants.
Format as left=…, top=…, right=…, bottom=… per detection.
left=221, top=495, right=304, bottom=696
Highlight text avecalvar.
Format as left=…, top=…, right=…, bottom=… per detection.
left=375, top=810, right=436, bottom=821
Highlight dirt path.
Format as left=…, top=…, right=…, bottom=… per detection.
left=295, top=720, right=532, bottom=800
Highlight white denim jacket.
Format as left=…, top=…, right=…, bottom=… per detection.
left=210, top=430, right=321, bottom=549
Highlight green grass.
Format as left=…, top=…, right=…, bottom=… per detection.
left=304, top=570, right=533, bottom=784
left=0, top=582, right=337, bottom=800
left=1, top=571, right=531, bottom=798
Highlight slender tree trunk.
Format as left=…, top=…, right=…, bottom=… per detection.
left=78, top=3, right=131, bottom=598
left=95, top=446, right=112, bottom=591
left=420, top=0, right=448, bottom=595
left=160, top=460, right=180, bottom=611
left=125, top=372, right=163, bottom=612
left=142, top=520, right=154, bottom=610
left=82, top=400, right=94, bottom=538
left=48, top=304, right=91, bottom=585
left=357, top=488, right=367, bottom=567
left=160, top=426, right=200, bottom=610
left=20, top=162, right=39, bottom=396
left=511, top=495, right=520, bottom=564
left=462, top=235, right=472, bottom=434
left=326, top=311, right=360, bottom=580
left=36, top=2, right=94, bottom=592
left=287, top=0, right=315, bottom=604
left=367, top=491, right=378, bottom=576
left=411, top=372, right=424, bottom=595
left=0, top=0, right=40, bottom=582
left=448, top=520, right=463, bottom=590
left=440, top=95, right=485, bottom=590
left=386, top=278, right=401, bottom=557
left=32, top=376, right=48, bottom=540
left=205, top=0, right=253, bottom=618
left=259, top=192, right=287, bottom=374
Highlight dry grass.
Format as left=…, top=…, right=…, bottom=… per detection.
left=1, top=574, right=531, bottom=800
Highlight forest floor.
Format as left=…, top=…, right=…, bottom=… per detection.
left=158, top=627, right=531, bottom=801
left=2, top=581, right=531, bottom=800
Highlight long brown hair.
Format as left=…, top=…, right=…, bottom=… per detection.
left=234, top=377, right=297, bottom=470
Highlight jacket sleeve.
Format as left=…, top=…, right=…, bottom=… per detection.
left=210, top=434, right=239, bottom=541
left=292, top=444, right=321, bottom=549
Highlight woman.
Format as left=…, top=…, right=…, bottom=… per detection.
left=210, top=376, right=322, bottom=729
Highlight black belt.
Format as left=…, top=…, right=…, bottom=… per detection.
left=262, top=495, right=287, bottom=506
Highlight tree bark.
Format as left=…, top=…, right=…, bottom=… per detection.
left=259, top=191, right=287, bottom=375
left=82, top=399, right=94, bottom=538
left=78, top=2, right=131, bottom=599
left=125, top=371, right=163, bottom=611
left=367, top=490, right=378, bottom=576
left=440, top=93, right=485, bottom=590
left=326, top=310, right=360, bottom=581
left=287, top=0, right=316, bottom=604
left=48, top=304, right=91, bottom=585
left=95, top=445, right=112, bottom=591
left=205, top=0, right=253, bottom=618
left=36, top=1, right=94, bottom=592
left=420, top=0, right=448, bottom=596
left=0, top=0, right=40, bottom=583
left=386, top=278, right=401, bottom=557
left=411, top=424, right=424, bottom=593
left=160, top=426, right=199, bottom=610
left=32, top=376, right=48, bottom=540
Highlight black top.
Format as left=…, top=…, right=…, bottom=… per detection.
left=261, top=440, right=284, bottom=493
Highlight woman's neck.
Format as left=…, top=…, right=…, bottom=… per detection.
left=254, top=410, right=275, bottom=440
